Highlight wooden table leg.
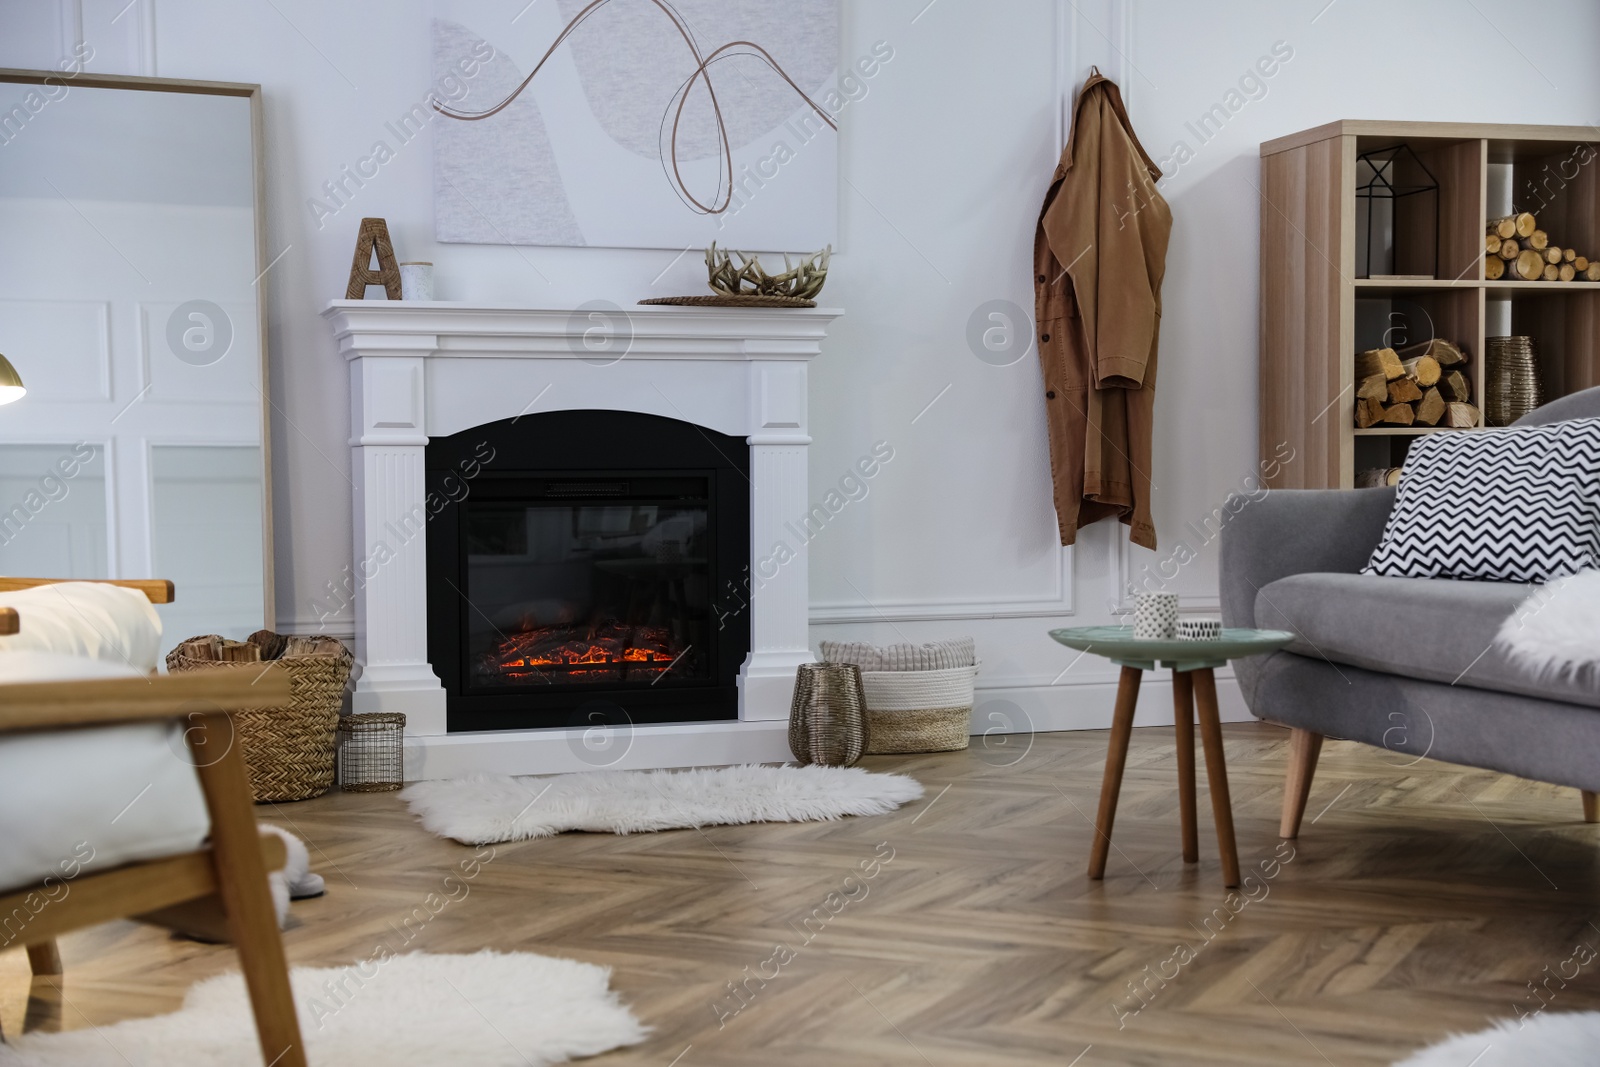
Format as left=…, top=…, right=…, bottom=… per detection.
left=1089, top=665, right=1142, bottom=880
left=1192, top=668, right=1241, bottom=887
left=1172, top=670, right=1198, bottom=864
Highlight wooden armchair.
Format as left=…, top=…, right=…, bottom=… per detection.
left=0, top=577, right=175, bottom=674
left=0, top=577, right=175, bottom=603
left=0, top=661, right=306, bottom=1065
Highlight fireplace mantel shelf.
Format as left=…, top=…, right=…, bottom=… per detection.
left=324, top=301, right=844, bottom=361
left=324, top=299, right=843, bottom=779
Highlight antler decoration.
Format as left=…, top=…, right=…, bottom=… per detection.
left=705, top=243, right=831, bottom=300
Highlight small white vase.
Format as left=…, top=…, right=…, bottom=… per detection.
left=399, top=262, right=434, bottom=301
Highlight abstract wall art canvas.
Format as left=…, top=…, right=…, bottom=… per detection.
left=431, top=0, right=840, bottom=250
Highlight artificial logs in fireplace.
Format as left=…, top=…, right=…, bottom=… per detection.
left=483, top=620, right=682, bottom=685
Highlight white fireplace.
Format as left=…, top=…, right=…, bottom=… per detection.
left=322, top=301, right=841, bottom=778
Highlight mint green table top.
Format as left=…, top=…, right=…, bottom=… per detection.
left=1048, top=625, right=1295, bottom=672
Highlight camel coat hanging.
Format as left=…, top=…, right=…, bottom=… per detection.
left=1034, top=70, right=1170, bottom=551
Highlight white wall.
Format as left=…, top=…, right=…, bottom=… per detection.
left=5, top=0, right=1598, bottom=732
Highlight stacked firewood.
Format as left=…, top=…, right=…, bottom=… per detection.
left=1355, top=466, right=1402, bottom=488
left=1354, top=338, right=1480, bottom=428
left=1485, top=212, right=1600, bottom=282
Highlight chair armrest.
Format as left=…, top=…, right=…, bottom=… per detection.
left=0, top=607, right=15, bottom=635
left=1220, top=487, right=1395, bottom=629
left=0, top=665, right=290, bottom=733
left=0, top=578, right=175, bottom=603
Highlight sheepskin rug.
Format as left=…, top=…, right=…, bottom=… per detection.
left=1394, top=1012, right=1600, bottom=1066
left=1494, top=569, right=1600, bottom=680
left=401, top=764, right=925, bottom=844
left=0, top=950, right=646, bottom=1067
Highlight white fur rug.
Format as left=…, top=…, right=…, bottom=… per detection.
left=0, top=950, right=645, bottom=1066
left=401, top=764, right=925, bottom=845
left=1395, top=1013, right=1600, bottom=1066
left=1495, top=568, right=1600, bottom=678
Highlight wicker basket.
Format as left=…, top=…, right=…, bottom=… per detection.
left=788, top=663, right=869, bottom=767
left=1485, top=335, right=1543, bottom=426
left=165, top=631, right=353, bottom=802
left=858, top=664, right=978, bottom=754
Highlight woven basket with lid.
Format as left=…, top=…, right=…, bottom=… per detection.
left=165, top=631, right=353, bottom=802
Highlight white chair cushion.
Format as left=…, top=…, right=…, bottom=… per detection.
left=0, top=651, right=209, bottom=895
left=0, top=582, right=164, bottom=672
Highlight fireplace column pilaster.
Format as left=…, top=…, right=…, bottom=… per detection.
left=739, top=361, right=815, bottom=721
left=347, top=342, right=448, bottom=734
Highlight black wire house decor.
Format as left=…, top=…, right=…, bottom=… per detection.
left=1356, top=144, right=1439, bottom=279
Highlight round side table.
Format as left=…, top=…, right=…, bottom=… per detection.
left=1048, top=625, right=1293, bottom=887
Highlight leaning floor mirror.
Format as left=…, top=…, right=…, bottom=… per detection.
left=0, top=70, right=271, bottom=649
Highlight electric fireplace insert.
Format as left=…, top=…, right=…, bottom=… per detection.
left=426, top=410, right=751, bottom=732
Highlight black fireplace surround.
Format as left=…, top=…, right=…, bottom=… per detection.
left=426, top=410, right=751, bottom=733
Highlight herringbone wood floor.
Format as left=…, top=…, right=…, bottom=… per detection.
left=7, top=721, right=1600, bottom=1065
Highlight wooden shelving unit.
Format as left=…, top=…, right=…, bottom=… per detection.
left=1259, top=120, right=1600, bottom=488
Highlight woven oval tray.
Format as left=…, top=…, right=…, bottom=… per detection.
left=638, top=294, right=817, bottom=308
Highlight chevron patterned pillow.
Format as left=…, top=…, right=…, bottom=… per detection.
left=1363, top=418, right=1600, bottom=583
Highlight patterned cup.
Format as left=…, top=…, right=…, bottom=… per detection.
left=1177, top=617, right=1223, bottom=642
left=1134, top=593, right=1179, bottom=639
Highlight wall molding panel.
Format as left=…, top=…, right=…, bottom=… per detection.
left=808, top=545, right=1074, bottom=623
left=45, top=0, right=157, bottom=76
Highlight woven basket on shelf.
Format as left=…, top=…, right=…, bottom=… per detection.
left=165, top=631, right=353, bottom=802
left=858, top=664, right=978, bottom=754
left=1484, top=335, right=1544, bottom=426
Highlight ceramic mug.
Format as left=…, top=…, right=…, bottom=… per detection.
left=1177, top=616, right=1223, bottom=642
left=1134, top=593, right=1179, bottom=639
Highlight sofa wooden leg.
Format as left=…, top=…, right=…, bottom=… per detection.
left=25, top=940, right=62, bottom=976
left=1583, top=790, right=1599, bottom=823
left=1280, top=729, right=1324, bottom=839
left=23, top=974, right=65, bottom=1035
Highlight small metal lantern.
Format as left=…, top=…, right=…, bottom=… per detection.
left=1356, top=144, right=1439, bottom=279
left=337, top=712, right=407, bottom=792
left=789, top=663, right=869, bottom=767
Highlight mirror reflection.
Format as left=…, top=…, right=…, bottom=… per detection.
left=0, top=78, right=268, bottom=648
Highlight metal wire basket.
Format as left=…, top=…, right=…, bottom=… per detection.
left=337, top=712, right=407, bottom=792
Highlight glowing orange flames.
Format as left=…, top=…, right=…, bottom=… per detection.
left=483, top=622, right=680, bottom=683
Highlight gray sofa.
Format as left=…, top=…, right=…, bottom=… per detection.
left=1220, top=385, right=1600, bottom=836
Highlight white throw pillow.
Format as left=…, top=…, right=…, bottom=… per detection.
left=0, top=582, right=163, bottom=672
left=0, top=649, right=211, bottom=894
left=1363, top=418, right=1600, bottom=583
left=818, top=637, right=977, bottom=671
